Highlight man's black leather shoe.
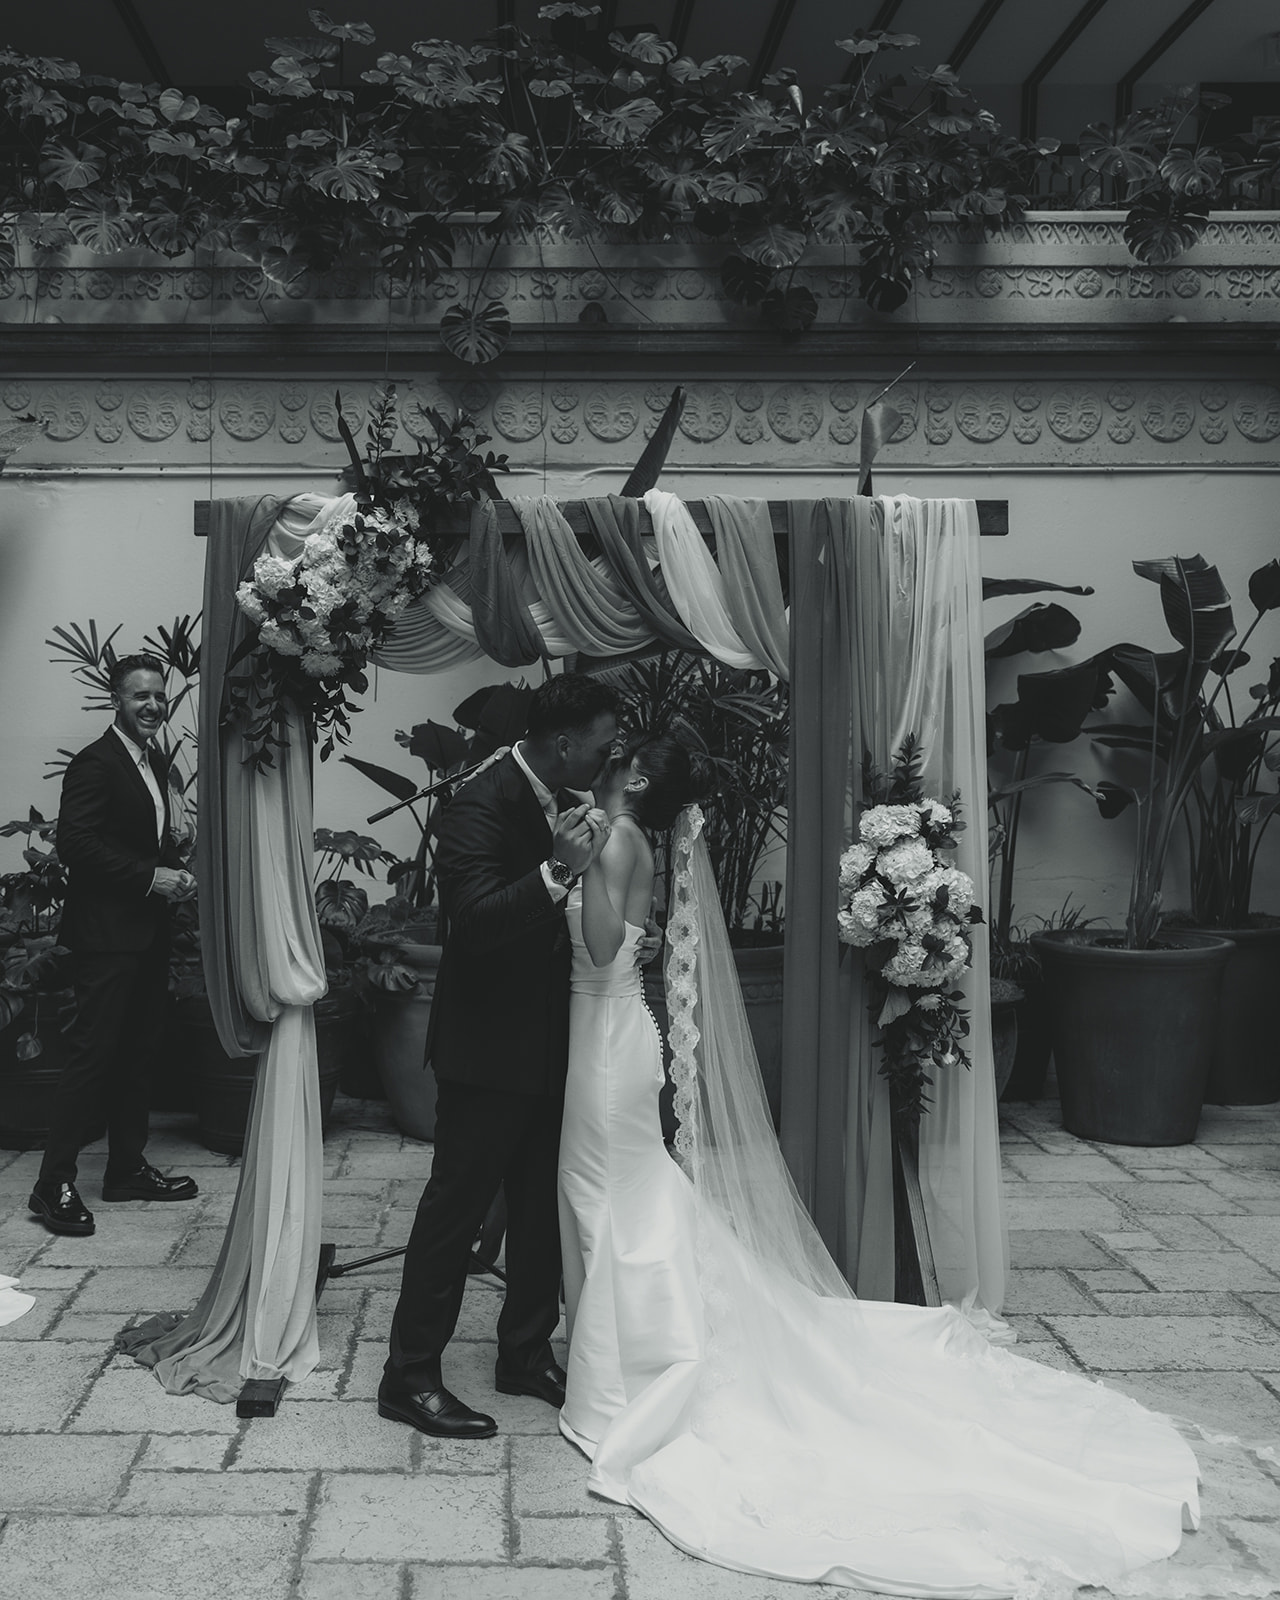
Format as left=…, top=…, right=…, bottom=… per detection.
left=495, top=1359, right=567, bottom=1409
left=101, top=1162, right=198, bottom=1203
left=29, top=1181, right=95, bottom=1236
left=377, top=1379, right=497, bottom=1439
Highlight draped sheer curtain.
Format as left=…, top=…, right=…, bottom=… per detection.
left=120, top=493, right=330, bottom=1401
left=784, top=497, right=1005, bottom=1314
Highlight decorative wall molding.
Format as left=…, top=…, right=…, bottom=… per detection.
left=3, top=214, right=1279, bottom=333
left=6, top=376, right=1279, bottom=473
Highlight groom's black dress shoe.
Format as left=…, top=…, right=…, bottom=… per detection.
left=495, top=1359, right=567, bottom=1409
left=377, top=1379, right=498, bottom=1439
left=101, top=1162, right=198, bottom=1203
left=29, top=1181, right=95, bottom=1236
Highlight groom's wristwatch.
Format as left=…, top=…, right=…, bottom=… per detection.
left=546, top=857, right=579, bottom=890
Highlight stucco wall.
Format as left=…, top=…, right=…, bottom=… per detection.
left=2, top=460, right=1275, bottom=925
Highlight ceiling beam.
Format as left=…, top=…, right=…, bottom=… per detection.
left=843, top=0, right=906, bottom=83
left=1019, top=0, right=1111, bottom=141
left=669, top=0, right=697, bottom=52
left=752, top=0, right=798, bottom=85
left=109, top=0, right=172, bottom=87
left=1115, top=0, right=1218, bottom=121
left=495, top=0, right=517, bottom=28
left=949, top=0, right=1008, bottom=72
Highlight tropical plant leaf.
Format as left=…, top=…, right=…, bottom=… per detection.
left=399, top=720, right=471, bottom=772
left=1159, top=147, right=1223, bottom=198
left=340, top=754, right=418, bottom=801
left=737, top=220, right=806, bottom=270
left=1078, top=120, right=1158, bottom=182
left=984, top=602, right=1082, bottom=660
left=440, top=300, right=511, bottom=365
left=65, top=197, right=136, bottom=253
left=1248, top=559, right=1280, bottom=613
left=1236, top=791, right=1280, bottom=826
left=1133, top=553, right=1235, bottom=662
left=703, top=171, right=768, bottom=205
left=40, top=143, right=104, bottom=190
left=761, top=285, right=818, bottom=333
left=1123, top=193, right=1209, bottom=264
left=982, top=578, right=1094, bottom=600
left=1094, top=780, right=1135, bottom=818
left=610, top=30, right=677, bottom=66
left=307, top=148, right=384, bottom=202
left=308, top=9, right=376, bottom=44
left=621, top=386, right=684, bottom=496
left=719, top=253, right=772, bottom=306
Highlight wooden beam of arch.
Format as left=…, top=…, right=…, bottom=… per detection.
left=193, top=499, right=1008, bottom=540
left=1020, top=0, right=1112, bottom=143
left=1115, top=0, right=1218, bottom=123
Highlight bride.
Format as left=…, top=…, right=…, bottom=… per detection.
left=557, top=733, right=1226, bottom=1600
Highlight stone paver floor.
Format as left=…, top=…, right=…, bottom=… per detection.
left=2, top=1091, right=1279, bottom=1599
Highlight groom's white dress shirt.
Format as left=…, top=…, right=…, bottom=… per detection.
left=512, top=742, right=590, bottom=904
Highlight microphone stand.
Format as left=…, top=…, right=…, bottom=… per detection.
left=364, top=757, right=492, bottom=825
left=315, top=752, right=510, bottom=1298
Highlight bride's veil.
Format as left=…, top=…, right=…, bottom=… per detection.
left=666, top=804, right=856, bottom=1307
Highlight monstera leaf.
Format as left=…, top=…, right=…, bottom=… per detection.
left=440, top=301, right=511, bottom=365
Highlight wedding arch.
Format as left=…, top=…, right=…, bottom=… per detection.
left=121, top=483, right=1005, bottom=1410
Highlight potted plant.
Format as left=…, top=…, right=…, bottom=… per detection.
left=0, top=809, right=73, bottom=1148
left=591, top=649, right=788, bottom=1127
left=1032, top=555, right=1280, bottom=1145
left=1166, top=559, right=1280, bottom=1103
left=983, top=573, right=1110, bottom=1100
left=344, top=680, right=533, bottom=1140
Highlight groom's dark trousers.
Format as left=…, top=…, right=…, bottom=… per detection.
left=385, top=754, right=571, bottom=1392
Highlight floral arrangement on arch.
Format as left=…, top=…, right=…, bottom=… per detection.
left=229, top=384, right=507, bottom=767
left=838, top=735, right=984, bottom=1121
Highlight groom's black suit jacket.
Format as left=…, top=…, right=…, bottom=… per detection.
left=57, top=730, right=181, bottom=954
left=426, top=752, right=571, bottom=1097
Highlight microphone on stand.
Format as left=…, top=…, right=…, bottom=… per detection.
left=364, top=752, right=505, bottom=825
left=365, top=757, right=492, bottom=825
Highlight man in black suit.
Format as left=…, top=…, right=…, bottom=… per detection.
left=29, top=653, right=199, bottom=1237
left=379, top=674, right=624, bottom=1439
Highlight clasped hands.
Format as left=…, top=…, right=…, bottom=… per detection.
left=153, top=867, right=197, bottom=902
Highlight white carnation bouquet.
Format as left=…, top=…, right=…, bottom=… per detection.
left=837, top=737, right=983, bottom=1119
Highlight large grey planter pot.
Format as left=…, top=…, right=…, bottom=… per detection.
left=1031, top=929, right=1234, bottom=1146
left=990, top=983, right=1023, bottom=1101
left=1183, top=923, right=1280, bottom=1106
left=181, top=991, right=348, bottom=1155
left=371, top=943, right=441, bottom=1142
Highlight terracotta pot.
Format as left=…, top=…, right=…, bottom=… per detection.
left=179, top=991, right=349, bottom=1156
left=370, top=943, right=441, bottom=1142
left=1032, top=929, right=1234, bottom=1146
left=1182, top=923, right=1280, bottom=1106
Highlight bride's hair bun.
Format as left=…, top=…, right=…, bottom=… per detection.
left=630, top=733, right=710, bottom=832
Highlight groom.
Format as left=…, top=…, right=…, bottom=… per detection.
left=379, top=674, right=624, bottom=1439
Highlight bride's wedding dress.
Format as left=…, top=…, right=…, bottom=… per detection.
left=555, top=815, right=1257, bottom=1600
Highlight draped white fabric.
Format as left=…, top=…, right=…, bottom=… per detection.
left=644, top=490, right=763, bottom=670
left=846, top=497, right=1006, bottom=1313
left=120, top=495, right=329, bottom=1401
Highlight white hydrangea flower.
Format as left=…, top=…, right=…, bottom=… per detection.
left=918, top=798, right=953, bottom=829
left=837, top=883, right=888, bottom=946
left=258, top=620, right=302, bottom=657
left=877, top=837, right=934, bottom=888
left=300, top=650, right=343, bottom=679
left=839, top=842, right=875, bottom=888
left=859, top=804, right=921, bottom=848
left=920, top=865, right=975, bottom=919
left=882, top=940, right=927, bottom=985
left=252, top=554, right=298, bottom=597
left=236, top=584, right=267, bottom=626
